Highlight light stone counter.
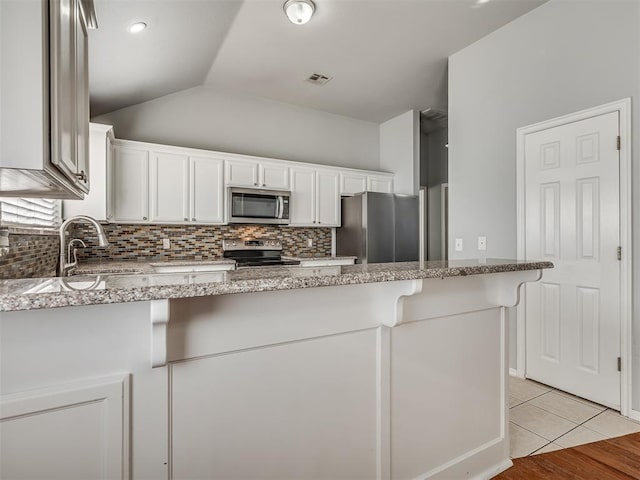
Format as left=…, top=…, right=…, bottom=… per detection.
left=0, top=259, right=552, bottom=312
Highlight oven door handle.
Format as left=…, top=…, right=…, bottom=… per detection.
left=276, top=196, right=284, bottom=219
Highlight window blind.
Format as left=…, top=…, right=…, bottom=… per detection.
left=0, top=198, right=61, bottom=228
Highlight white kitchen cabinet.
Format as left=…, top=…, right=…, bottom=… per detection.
left=0, top=0, right=95, bottom=198
left=290, top=166, right=316, bottom=225
left=226, top=158, right=289, bottom=190
left=63, top=123, right=114, bottom=220
left=316, top=169, right=340, bottom=226
left=367, top=174, right=393, bottom=193
left=225, top=159, right=258, bottom=187
left=340, top=172, right=367, bottom=196
left=190, top=156, right=224, bottom=223
left=110, top=145, right=149, bottom=222
left=150, top=152, right=189, bottom=223
left=259, top=162, right=290, bottom=190
left=290, top=167, right=339, bottom=227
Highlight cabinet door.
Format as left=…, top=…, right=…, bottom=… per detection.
left=50, top=0, right=78, bottom=180
left=226, top=159, right=258, bottom=187
left=316, top=170, right=340, bottom=227
left=111, top=146, right=149, bottom=222
left=74, top=2, right=89, bottom=193
left=340, top=172, right=367, bottom=196
left=190, top=156, right=225, bottom=224
left=367, top=174, right=393, bottom=193
left=289, top=167, right=316, bottom=226
left=260, top=162, right=290, bottom=190
left=150, top=152, right=189, bottom=222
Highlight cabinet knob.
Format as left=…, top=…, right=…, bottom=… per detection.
left=143, top=217, right=147, bottom=221
left=184, top=218, right=188, bottom=221
left=313, top=220, right=316, bottom=224
left=74, top=170, right=87, bottom=183
left=254, top=182, right=258, bottom=186
left=192, top=218, right=196, bottom=221
left=262, top=183, right=266, bottom=187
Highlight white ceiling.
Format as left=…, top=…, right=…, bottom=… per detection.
left=90, top=0, right=547, bottom=122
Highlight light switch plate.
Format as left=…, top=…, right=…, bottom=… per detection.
left=478, top=236, right=487, bottom=251
left=455, top=238, right=463, bottom=252
left=307, top=238, right=313, bottom=247
left=162, top=238, right=171, bottom=249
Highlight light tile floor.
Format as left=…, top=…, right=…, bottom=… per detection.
left=508, top=376, right=640, bottom=458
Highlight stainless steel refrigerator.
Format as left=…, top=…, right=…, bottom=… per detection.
left=336, top=192, right=419, bottom=264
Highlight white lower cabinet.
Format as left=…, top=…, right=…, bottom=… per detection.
left=0, top=375, right=130, bottom=480
left=150, top=152, right=189, bottom=223
left=110, top=145, right=149, bottom=222
left=170, top=329, right=377, bottom=480
left=290, top=167, right=340, bottom=227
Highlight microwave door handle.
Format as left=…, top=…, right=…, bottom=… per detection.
left=277, top=196, right=284, bottom=219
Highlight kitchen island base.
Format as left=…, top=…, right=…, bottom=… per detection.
left=0, top=269, right=542, bottom=479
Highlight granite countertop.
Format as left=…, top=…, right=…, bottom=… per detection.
left=282, top=256, right=357, bottom=262
left=0, top=259, right=552, bottom=312
left=70, top=259, right=237, bottom=275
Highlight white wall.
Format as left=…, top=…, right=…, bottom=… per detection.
left=379, top=110, right=420, bottom=195
left=92, top=85, right=380, bottom=171
left=448, top=0, right=640, bottom=408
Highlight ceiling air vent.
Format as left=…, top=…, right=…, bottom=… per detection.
left=306, top=73, right=333, bottom=86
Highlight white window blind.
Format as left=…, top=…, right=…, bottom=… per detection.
left=0, top=198, right=61, bottom=227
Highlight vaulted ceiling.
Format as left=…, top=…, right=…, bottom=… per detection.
left=89, top=0, right=547, bottom=122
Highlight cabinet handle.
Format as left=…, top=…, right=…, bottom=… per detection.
left=184, top=218, right=188, bottom=221
left=74, top=170, right=87, bottom=183
left=192, top=218, right=196, bottom=221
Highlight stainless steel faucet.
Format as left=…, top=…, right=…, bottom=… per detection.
left=58, top=215, right=109, bottom=276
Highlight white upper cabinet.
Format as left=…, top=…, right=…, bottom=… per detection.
left=226, top=158, right=289, bottom=190
left=289, top=167, right=340, bottom=227
left=290, top=167, right=316, bottom=226
left=111, top=145, right=149, bottom=222
left=225, top=159, right=259, bottom=187
left=340, top=172, right=367, bottom=196
left=0, top=0, right=95, bottom=198
left=109, top=141, right=226, bottom=225
left=190, top=156, right=224, bottom=224
left=105, top=138, right=393, bottom=227
left=259, top=162, right=290, bottom=190
left=316, top=170, right=340, bottom=227
left=150, top=152, right=189, bottom=223
left=367, top=174, right=394, bottom=193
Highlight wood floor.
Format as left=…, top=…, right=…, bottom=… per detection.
left=495, top=432, right=640, bottom=479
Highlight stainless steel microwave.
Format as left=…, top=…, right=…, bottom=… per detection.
left=228, top=188, right=291, bottom=225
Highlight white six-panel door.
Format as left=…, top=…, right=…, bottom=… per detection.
left=524, top=111, right=620, bottom=408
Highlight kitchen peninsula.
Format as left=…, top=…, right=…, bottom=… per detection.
left=0, top=259, right=551, bottom=480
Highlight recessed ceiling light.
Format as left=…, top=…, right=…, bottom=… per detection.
left=283, top=0, right=315, bottom=25
left=127, top=22, right=147, bottom=34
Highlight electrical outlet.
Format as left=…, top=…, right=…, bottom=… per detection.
left=162, top=238, right=171, bottom=249
left=307, top=238, right=313, bottom=248
left=455, top=238, right=463, bottom=252
left=477, top=236, right=487, bottom=251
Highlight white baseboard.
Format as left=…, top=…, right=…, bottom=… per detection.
left=509, top=368, right=523, bottom=378
left=629, top=409, right=640, bottom=422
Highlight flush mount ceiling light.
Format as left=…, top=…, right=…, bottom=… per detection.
left=283, top=0, right=315, bottom=25
left=127, top=22, right=147, bottom=34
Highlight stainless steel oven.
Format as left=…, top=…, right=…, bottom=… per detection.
left=228, top=188, right=290, bottom=225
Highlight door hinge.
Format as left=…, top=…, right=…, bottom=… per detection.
left=617, top=246, right=622, bottom=261
left=617, top=136, right=621, bottom=151
left=618, top=357, right=622, bottom=372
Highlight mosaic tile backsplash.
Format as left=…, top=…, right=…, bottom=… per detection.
left=71, top=224, right=332, bottom=262
left=0, top=233, right=59, bottom=279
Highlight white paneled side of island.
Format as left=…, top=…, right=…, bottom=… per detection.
left=0, top=267, right=544, bottom=480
